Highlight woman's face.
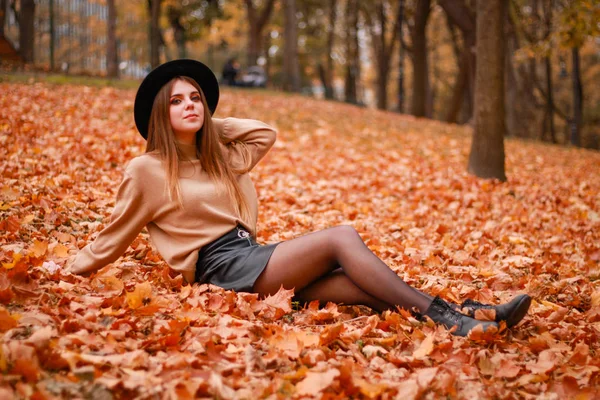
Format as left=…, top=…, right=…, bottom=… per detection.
left=169, top=79, right=205, bottom=143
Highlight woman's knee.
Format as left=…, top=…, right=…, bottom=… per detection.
left=330, top=225, right=362, bottom=247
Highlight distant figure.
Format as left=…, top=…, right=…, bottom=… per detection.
left=239, top=65, right=267, bottom=88
left=222, top=58, right=239, bottom=86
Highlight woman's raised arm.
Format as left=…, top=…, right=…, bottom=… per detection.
left=213, top=117, right=277, bottom=171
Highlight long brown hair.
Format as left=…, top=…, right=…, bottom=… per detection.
left=145, top=76, right=252, bottom=223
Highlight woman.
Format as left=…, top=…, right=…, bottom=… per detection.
left=69, top=59, right=531, bottom=337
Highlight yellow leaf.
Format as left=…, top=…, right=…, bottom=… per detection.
left=52, top=243, right=70, bottom=258
left=2, top=253, right=23, bottom=269
left=0, top=307, right=18, bottom=332
left=591, top=290, right=600, bottom=307
left=126, top=282, right=153, bottom=309
left=57, top=232, right=72, bottom=243
left=92, top=275, right=125, bottom=296
left=295, top=369, right=340, bottom=396
left=413, top=333, right=435, bottom=359
left=30, top=239, right=48, bottom=258
left=21, top=214, right=35, bottom=224
left=0, top=344, right=6, bottom=372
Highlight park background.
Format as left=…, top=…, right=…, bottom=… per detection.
left=1, top=0, right=599, bottom=149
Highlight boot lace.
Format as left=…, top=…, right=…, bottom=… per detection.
left=443, top=307, right=463, bottom=325
left=464, top=299, right=493, bottom=310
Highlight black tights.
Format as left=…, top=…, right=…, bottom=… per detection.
left=253, top=226, right=434, bottom=313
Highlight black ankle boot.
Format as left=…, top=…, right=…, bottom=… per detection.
left=460, top=294, right=531, bottom=328
left=423, top=297, right=499, bottom=337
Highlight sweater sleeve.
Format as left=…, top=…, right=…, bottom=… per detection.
left=70, top=168, right=153, bottom=275
left=213, top=117, right=277, bottom=171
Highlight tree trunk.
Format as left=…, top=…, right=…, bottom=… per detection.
left=79, top=4, right=87, bottom=71
left=376, top=2, right=388, bottom=110
left=245, top=0, right=276, bottom=66
left=106, top=0, right=118, bottom=78
left=468, top=0, right=506, bottom=181
left=542, top=56, right=556, bottom=143
left=376, top=65, right=388, bottom=109
left=264, top=30, right=271, bottom=86
left=504, top=6, right=519, bottom=137
left=248, top=26, right=261, bottom=67
left=168, top=6, right=186, bottom=59
left=570, top=46, right=582, bottom=147
left=409, top=0, right=431, bottom=117
left=504, top=6, right=539, bottom=139
left=541, top=0, right=555, bottom=143
left=344, top=0, right=360, bottom=104
left=49, top=0, right=55, bottom=71
left=0, top=0, right=5, bottom=37
left=439, top=0, right=476, bottom=123
left=397, top=0, right=405, bottom=113
left=324, top=0, right=336, bottom=99
left=282, top=0, right=301, bottom=92
left=19, top=0, right=35, bottom=63
left=365, top=0, right=400, bottom=110
left=149, top=0, right=162, bottom=68
left=318, top=63, right=328, bottom=96
left=445, top=44, right=469, bottom=123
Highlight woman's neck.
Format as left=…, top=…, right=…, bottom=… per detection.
left=176, top=141, right=199, bottom=160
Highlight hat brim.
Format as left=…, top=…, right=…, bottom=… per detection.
left=134, top=59, right=219, bottom=139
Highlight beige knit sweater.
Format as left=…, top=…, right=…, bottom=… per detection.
left=71, top=117, right=277, bottom=283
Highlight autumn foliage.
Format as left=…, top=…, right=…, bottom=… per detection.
left=1, top=82, right=599, bottom=399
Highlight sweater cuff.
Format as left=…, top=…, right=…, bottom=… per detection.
left=211, top=118, right=229, bottom=141
left=71, top=244, right=105, bottom=275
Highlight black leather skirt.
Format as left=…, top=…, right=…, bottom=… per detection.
left=195, top=225, right=279, bottom=292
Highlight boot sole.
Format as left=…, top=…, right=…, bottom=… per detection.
left=503, top=294, right=532, bottom=328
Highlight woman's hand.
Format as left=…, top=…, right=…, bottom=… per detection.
left=64, top=255, right=95, bottom=277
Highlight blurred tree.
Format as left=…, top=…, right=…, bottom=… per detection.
left=512, top=0, right=599, bottom=147
left=344, top=0, right=360, bottom=104
left=245, top=0, right=276, bottom=66
left=165, top=0, right=223, bottom=60
left=107, top=0, right=118, bottom=78
left=167, top=4, right=185, bottom=58
left=319, top=0, right=336, bottom=99
left=468, top=0, right=506, bottom=181
left=148, top=0, right=163, bottom=68
left=554, top=0, right=599, bottom=147
left=283, top=0, right=300, bottom=91
left=49, top=0, right=55, bottom=71
left=363, top=0, right=400, bottom=110
left=292, top=0, right=343, bottom=94
left=438, top=0, right=475, bottom=123
left=504, top=1, right=539, bottom=139
left=0, top=0, right=5, bottom=36
left=541, top=0, right=556, bottom=143
left=407, top=0, right=431, bottom=117
left=396, top=0, right=405, bottom=113
left=12, top=0, right=35, bottom=63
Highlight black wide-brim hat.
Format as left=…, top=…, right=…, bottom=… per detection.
left=134, top=59, right=219, bottom=139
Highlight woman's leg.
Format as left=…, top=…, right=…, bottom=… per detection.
left=253, top=225, right=432, bottom=313
left=294, top=269, right=393, bottom=313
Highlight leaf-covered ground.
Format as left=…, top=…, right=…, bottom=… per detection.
left=1, top=82, right=599, bottom=399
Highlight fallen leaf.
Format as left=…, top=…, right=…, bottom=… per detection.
left=413, top=333, right=435, bottom=359
left=527, top=349, right=558, bottom=375
left=30, top=239, right=48, bottom=258
left=126, top=282, right=153, bottom=309
left=0, top=306, right=17, bottom=332
left=319, top=323, right=344, bottom=346
left=295, top=369, right=340, bottom=396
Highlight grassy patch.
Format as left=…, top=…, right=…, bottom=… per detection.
left=0, top=72, right=141, bottom=90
